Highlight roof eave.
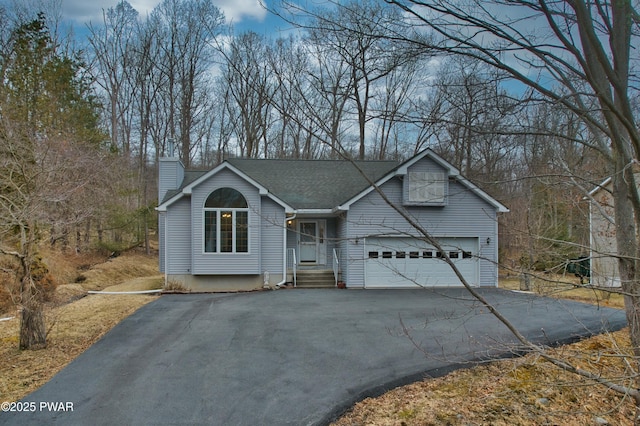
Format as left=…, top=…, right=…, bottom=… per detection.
left=295, top=208, right=335, bottom=216
left=157, top=161, right=295, bottom=213
left=337, top=148, right=508, bottom=213
left=157, top=191, right=188, bottom=212
left=396, top=148, right=461, bottom=177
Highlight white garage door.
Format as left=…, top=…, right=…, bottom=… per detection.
left=364, top=237, right=478, bottom=288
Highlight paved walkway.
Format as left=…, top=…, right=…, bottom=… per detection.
left=0, top=288, right=626, bottom=425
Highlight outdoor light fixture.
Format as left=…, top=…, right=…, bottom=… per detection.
left=486, top=237, right=491, bottom=245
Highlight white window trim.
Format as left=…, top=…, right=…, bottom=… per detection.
left=407, top=171, right=446, bottom=205
left=203, top=208, right=249, bottom=254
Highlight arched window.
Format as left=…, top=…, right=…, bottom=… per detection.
left=204, top=188, right=248, bottom=253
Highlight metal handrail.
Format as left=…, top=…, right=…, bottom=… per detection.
left=287, top=248, right=297, bottom=287
left=332, top=248, right=340, bottom=286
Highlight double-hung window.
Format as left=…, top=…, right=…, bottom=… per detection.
left=204, top=188, right=249, bottom=253
left=406, top=171, right=446, bottom=205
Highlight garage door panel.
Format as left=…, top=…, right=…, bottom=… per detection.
left=364, top=237, right=478, bottom=288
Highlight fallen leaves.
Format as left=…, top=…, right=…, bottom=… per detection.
left=332, top=330, right=636, bottom=425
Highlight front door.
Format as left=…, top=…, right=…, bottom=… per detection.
left=299, top=221, right=318, bottom=263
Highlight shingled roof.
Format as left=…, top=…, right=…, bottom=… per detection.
left=227, top=158, right=400, bottom=209
left=162, top=170, right=207, bottom=204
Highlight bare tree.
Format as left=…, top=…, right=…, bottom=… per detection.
left=369, top=56, right=424, bottom=159
left=201, top=81, right=234, bottom=165
left=0, top=118, right=49, bottom=349
left=149, top=0, right=224, bottom=166
left=387, top=0, right=640, bottom=413
left=221, top=31, right=275, bottom=158
left=267, top=36, right=318, bottom=158
left=301, top=0, right=424, bottom=159
left=276, top=0, right=640, bottom=420
left=304, top=28, right=355, bottom=157
left=131, top=16, right=167, bottom=253
left=87, top=0, right=139, bottom=155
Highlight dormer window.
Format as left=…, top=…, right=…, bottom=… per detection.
left=204, top=188, right=249, bottom=253
left=406, top=171, right=447, bottom=205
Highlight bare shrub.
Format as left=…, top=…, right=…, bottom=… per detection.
left=163, top=280, right=190, bottom=293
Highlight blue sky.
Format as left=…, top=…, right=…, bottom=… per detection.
left=66, top=0, right=296, bottom=35
left=1, top=0, right=298, bottom=38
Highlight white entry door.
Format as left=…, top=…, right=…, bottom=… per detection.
left=299, top=221, right=318, bottom=263
left=298, top=219, right=327, bottom=265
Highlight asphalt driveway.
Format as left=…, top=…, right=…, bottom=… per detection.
left=0, top=288, right=626, bottom=425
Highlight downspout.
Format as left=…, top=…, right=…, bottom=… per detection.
left=276, top=213, right=296, bottom=287
left=164, top=212, right=168, bottom=288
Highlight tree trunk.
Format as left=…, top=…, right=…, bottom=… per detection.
left=19, top=300, right=46, bottom=350
left=612, top=166, right=640, bottom=424
left=519, top=271, right=531, bottom=291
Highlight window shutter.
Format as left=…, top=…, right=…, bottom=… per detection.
left=408, top=172, right=445, bottom=203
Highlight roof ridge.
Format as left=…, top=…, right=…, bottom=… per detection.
left=227, top=158, right=399, bottom=163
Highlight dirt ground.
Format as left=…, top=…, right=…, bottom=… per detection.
left=0, top=258, right=635, bottom=425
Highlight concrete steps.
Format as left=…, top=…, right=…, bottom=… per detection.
left=295, top=270, right=335, bottom=288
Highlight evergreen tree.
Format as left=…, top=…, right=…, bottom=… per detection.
left=0, top=12, right=106, bottom=350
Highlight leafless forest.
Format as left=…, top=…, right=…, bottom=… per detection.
left=2, top=1, right=640, bottom=415
left=1, top=0, right=617, bottom=264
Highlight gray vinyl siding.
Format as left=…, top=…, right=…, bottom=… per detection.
left=158, top=157, right=184, bottom=202
left=166, top=198, right=192, bottom=274
left=286, top=225, right=297, bottom=256
left=337, top=215, right=349, bottom=282
left=345, top=161, right=499, bottom=288
left=191, top=168, right=260, bottom=275
left=261, top=197, right=286, bottom=276
left=325, top=218, right=338, bottom=266
left=158, top=212, right=165, bottom=272
left=402, top=157, right=448, bottom=206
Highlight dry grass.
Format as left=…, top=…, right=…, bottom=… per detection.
left=333, top=330, right=635, bottom=425
left=39, top=246, right=106, bottom=286
left=73, top=252, right=162, bottom=292
left=99, top=275, right=164, bottom=292
left=500, top=272, right=625, bottom=309
left=0, top=250, right=161, bottom=403
left=0, top=295, right=156, bottom=403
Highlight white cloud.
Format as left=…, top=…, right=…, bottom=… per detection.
left=58, top=0, right=156, bottom=23
left=216, top=0, right=268, bottom=23
left=60, top=0, right=267, bottom=24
